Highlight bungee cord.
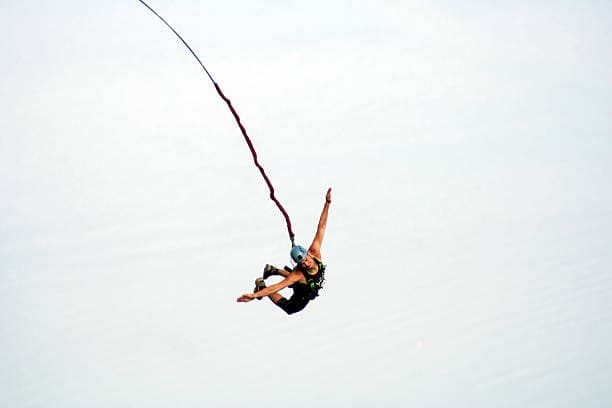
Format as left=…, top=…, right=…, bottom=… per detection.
left=136, top=0, right=296, bottom=245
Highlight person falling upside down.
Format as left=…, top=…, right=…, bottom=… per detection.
left=237, top=188, right=332, bottom=315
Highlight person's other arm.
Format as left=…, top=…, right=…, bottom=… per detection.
left=308, top=187, right=332, bottom=259
left=237, top=270, right=303, bottom=302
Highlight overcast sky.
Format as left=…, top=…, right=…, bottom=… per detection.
left=2, top=1, right=611, bottom=407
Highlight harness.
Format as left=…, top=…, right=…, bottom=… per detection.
left=291, top=257, right=326, bottom=300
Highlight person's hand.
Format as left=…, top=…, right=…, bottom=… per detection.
left=325, top=187, right=332, bottom=203
left=237, top=293, right=255, bottom=302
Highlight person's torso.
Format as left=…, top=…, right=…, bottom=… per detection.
left=291, top=256, right=326, bottom=299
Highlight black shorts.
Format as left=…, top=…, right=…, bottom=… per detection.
left=275, top=294, right=310, bottom=315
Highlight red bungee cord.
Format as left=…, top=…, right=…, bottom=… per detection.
left=137, top=0, right=296, bottom=245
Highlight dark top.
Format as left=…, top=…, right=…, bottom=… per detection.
left=290, top=256, right=326, bottom=300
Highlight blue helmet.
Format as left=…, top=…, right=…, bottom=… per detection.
left=290, top=245, right=308, bottom=264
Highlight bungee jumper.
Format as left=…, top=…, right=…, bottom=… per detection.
left=237, top=188, right=332, bottom=315
left=136, top=0, right=332, bottom=314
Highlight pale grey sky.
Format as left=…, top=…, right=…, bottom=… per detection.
left=2, top=1, right=611, bottom=407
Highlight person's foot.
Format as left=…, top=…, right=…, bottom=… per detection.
left=263, top=264, right=278, bottom=279
left=254, top=277, right=266, bottom=300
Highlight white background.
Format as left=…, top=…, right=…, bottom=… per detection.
left=2, top=1, right=611, bottom=406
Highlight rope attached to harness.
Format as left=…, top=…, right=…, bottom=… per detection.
left=136, top=0, right=296, bottom=244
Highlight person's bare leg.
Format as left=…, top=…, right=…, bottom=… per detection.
left=268, top=293, right=283, bottom=304
left=276, top=268, right=290, bottom=278
left=263, top=264, right=291, bottom=279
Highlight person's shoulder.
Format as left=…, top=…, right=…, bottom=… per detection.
left=308, top=248, right=322, bottom=260
left=310, top=254, right=323, bottom=264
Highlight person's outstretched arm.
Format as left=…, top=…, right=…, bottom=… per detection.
left=237, top=270, right=302, bottom=302
left=308, top=187, right=332, bottom=259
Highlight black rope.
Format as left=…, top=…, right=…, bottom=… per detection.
left=137, top=0, right=216, bottom=85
